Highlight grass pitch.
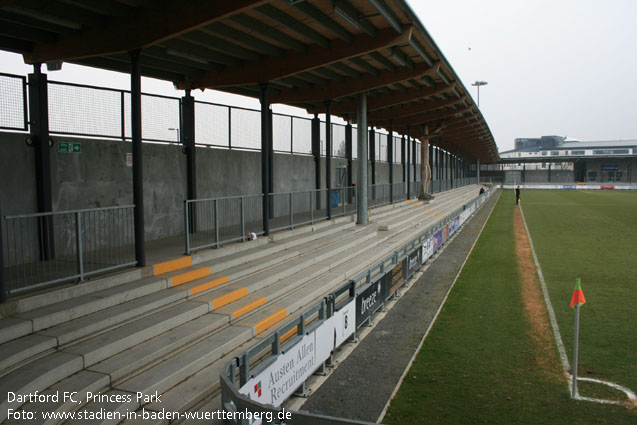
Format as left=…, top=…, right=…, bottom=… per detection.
left=383, top=190, right=636, bottom=425
left=519, top=189, right=637, bottom=396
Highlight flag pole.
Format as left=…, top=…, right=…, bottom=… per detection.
left=572, top=301, right=580, bottom=398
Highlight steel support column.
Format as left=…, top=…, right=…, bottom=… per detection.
left=182, top=90, right=196, bottom=233
left=260, top=83, right=271, bottom=236
left=28, top=64, right=55, bottom=261
left=345, top=122, right=353, bottom=203
left=428, top=141, right=434, bottom=193
left=356, top=93, right=368, bottom=225
left=548, top=162, right=552, bottom=182
left=401, top=135, right=406, bottom=186
left=325, top=101, right=332, bottom=220
left=130, top=51, right=145, bottom=267
left=388, top=120, right=394, bottom=203
left=406, top=126, right=411, bottom=199
left=477, top=158, right=481, bottom=184
left=312, top=114, right=321, bottom=209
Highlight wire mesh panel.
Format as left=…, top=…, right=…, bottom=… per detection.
left=292, top=117, right=312, bottom=155
left=352, top=127, right=358, bottom=159
left=3, top=206, right=135, bottom=293
left=140, top=94, right=180, bottom=142
left=231, top=107, right=261, bottom=150
left=273, top=114, right=292, bottom=152
left=195, top=101, right=229, bottom=147
left=48, top=82, right=123, bottom=138
left=394, top=136, right=402, bottom=163
left=0, top=73, right=27, bottom=131
left=378, top=132, right=388, bottom=162
left=332, top=124, right=346, bottom=157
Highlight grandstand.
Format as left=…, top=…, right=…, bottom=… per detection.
left=0, top=1, right=500, bottom=423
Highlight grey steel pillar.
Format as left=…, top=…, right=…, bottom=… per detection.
left=182, top=90, right=196, bottom=233
left=369, top=126, right=376, bottom=185
left=548, top=162, right=552, bottom=182
left=345, top=122, right=353, bottom=202
left=356, top=92, right=368, bottom=225
left=429, top=141, right=434, bottom=193
left=406, top=126, right=411, bottom=199
left=130, top=50, right=145, bottom=267
left=388, top=120, right=394, bottom=203
left=260, top=83, right=271, bottom=236
left=28, top=64, right=55, bottom=260
left=477, top=158, right=481, bottom=184
left=325, top=101, right=332, bottom=220
left=312, top=114, right=321, bottom=209
left=401, top=135, right=406, bottom=186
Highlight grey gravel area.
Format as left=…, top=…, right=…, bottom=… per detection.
left=300, top=191, right=500, bottom=423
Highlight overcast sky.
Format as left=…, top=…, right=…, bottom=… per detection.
left=1, top=0, right=636, bottom=153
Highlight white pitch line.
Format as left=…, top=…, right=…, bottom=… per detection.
left=518, top=204, right=636, bottom=406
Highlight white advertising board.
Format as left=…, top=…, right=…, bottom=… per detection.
left=239, top=300, right=355, bottom=410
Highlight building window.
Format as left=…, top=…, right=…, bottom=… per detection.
left=551, top=151, right=559, bottom=156
left=571, top=150, right=585, bottom=155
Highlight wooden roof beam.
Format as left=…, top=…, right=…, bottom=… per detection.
left=367, top=96, right=466, bottom=123
left=309, top=83, right=456, bottom=114
left=391, top=105, right=473, bottom=129
left=183, top=26, right=412, bottom=89
left=270, top=60, right=439, bottom=104
left=23, top=0, right=269, bottom=64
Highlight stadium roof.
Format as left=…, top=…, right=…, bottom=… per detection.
left=0, top=0, right=498, bottom=162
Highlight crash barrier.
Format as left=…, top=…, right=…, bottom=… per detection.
left=1, top=204, right=135, bottom=294
left=220, top=187, right=495, bottom=424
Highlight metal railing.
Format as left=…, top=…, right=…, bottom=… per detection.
left=2, top=205, right=135, bottom=294
left=367, top=183, right=388, bottom=208
left=219, top=186, right=496, bottom=424
left=185, top=187, right=357, bottom=254
left=184, top=194, right=263, bottom=254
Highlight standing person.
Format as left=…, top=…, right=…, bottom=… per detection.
left=515, top=185, right=520, bottom=205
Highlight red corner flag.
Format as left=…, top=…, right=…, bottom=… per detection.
left=570, top=278, right=586, bottom=308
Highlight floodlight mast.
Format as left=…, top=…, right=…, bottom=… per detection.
left=471, top=80, right=488, bottom=107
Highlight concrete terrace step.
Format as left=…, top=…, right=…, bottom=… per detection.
left=108, top=325, right=254, bottom=411
left=89, top=313, right=229, bottom=383
left=0, top=333, right=57, bottom=375
left=0, top=286, right=187, bottom=377
left=38, top=288, right=187, bottom=346
left=195, top=227, right=377, bottom=319
left=63, top=300, right=210, bottom=367
left=16, top=276, right=168, bottom=334
left=0, top=317, right=32, bottom=346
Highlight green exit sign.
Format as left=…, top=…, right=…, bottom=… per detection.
left=58, top=142, right=81, bottom=153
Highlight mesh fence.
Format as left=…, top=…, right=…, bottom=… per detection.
left=292, top=117, right=312, bottom=155
left=273, top=113, right=292, bottom=152
left=332, top=123, right=346, bottom=158
left=0, top=73, right=27, bottom=130
left=49, top=82, right=123, bottom=139
left=195, top=101, right=229, bottom=147
left=231, top=107, right=260, bottom=150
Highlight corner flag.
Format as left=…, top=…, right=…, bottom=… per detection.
left=570, top=278, right=586, bottom=308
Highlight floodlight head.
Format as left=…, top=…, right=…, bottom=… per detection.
left=472, top=80, right=488, bottom=87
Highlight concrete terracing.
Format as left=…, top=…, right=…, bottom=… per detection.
left=0, top=185, right=483, bottom=424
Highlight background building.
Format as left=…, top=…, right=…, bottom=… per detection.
left=497, top=136, right=637, bottom=184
